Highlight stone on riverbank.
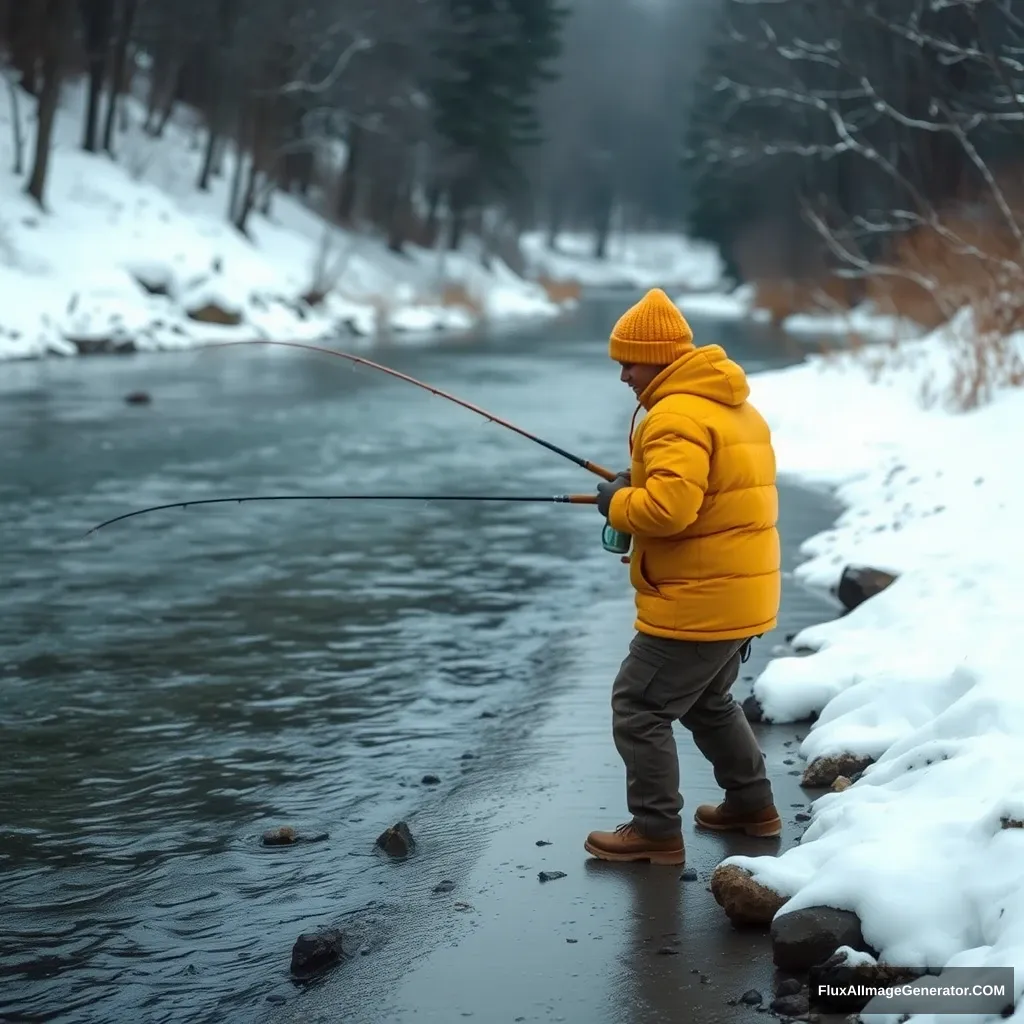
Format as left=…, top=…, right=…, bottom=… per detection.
left=186, top=300, right=243, bottom=327
left=538, top=870, right=566, bottom=883
left=807, top=948, right=918, bottom=1012
left=771, top=991, right=809, bottom=1017
left=376, top=821, right=415, bottom=858
left=742, top=694, right=764, bottom=723
left=710, top=864, right=787, bottom=926
left=290, top=927, right=344, bottom=978
left=771, top=907, right=872, bottom=971
left=834, top=565, right=898, bottom=613
left=801, top=754, right=874, bottom=788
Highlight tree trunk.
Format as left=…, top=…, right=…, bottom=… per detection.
left=102, top=0, right=136, bottom=154
left=26, top=0, right=72, bottom=207
left=387, top=180, right=413, bottom=254
left=545, top=186, right=565, bottom=249
left=3, top=70, right=25, bottom=174
left=336, top=123, right=363, bottom=225
left=424, top=184, right=444, bottom=244
left=592, top=189, right=614, bottom=260
left=197, top=125, right=220, bottom=190
left=6, top=2, right=41, bottom=96
left=449, top=208, right=466, bottom=252
left=80, top=0, right=115, bottom=153
left=233, top=163, right=260, bottom=235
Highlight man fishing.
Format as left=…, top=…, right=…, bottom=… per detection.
left=584, top=287, right=782, bottom=867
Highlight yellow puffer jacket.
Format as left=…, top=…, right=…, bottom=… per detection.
left=607, top=344, right=781, bottom=642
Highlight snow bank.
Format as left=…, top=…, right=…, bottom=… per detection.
left=782, top=301, right=924, bottom=342
left=718, top=316, right=1024, bottom=1012
left=521, top=230, right=724, bottom=291
left=0, top=80, right=564, bottom=362
left=675, top=283, right=771, bottom=322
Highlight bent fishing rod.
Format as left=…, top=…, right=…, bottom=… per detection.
left=83, top=492, right=597, bottom=538
left=203, top=339, right=618, bottom=482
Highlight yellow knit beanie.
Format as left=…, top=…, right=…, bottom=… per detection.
left=609, top=288, right=694, bottom=364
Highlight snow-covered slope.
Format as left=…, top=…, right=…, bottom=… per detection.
left=0, top=80, right=565, bottom=361
left=719, top=314, right=1024, bottom=1011
left=522, top=230, right=724, bottom=291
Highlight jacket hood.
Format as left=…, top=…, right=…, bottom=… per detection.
left=639, top=344, right=750, bottom=410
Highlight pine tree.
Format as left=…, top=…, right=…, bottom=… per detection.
left=429, top=0, right=568, bottom=242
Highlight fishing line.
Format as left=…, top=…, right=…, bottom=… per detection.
left=83, top=492, right=597, bottom=537
left=203, top=339, right=618, bottom=481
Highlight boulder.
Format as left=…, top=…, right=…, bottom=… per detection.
left=802, top=754, right=874, bottom=788
left=262, top=826, right=298, bottom=846
left=742, top=694, right=764, bottom=723
left=771, top=992, right=810, bottom=1017
left=808, top=949, right=919, bottom=1011
left=376, top=821, right=415, bottom=858
left=261, top=826, right=328, bottom=847
left=290, top=927, right=344, bottom=978
left=187, top=302, right=243, bottom=326
left=710, top=864, right=787, bottom=926
left=834, top=565, right=898, bottom=613
left=771, top=907, right=872, bottom=971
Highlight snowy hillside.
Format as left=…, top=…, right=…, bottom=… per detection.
left=522, top=230, right=724, bottom=291
left=720, top=315, right=1024, bottom=1012
left=0, top=80, right=566, bottom=362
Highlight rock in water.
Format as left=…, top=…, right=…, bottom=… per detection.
left=262, top=826, right=297, bottom=846
left=771, top=907, right=871, bottom=971
left=538, top=871, right=566, bottom=883
left=834, top=565, right=897, bottom=612
left=421, top=774, right=441, bottom=786
left=710, top=864, right=787, bottom=926
left=680, top=868, right=698, bottom=882
left=290, top=928, right=344, bottom=978
left=432, top=880, right=455, bottom=894
left=801, top=754, right=874, bottom=788
left=739, top=989, right=763, bottom=1006
left=124, top=391, right=151, bottom=405
left=376, top=821, right=415, bottom=858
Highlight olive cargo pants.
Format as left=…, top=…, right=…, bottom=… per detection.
left=611, top=631, right=774, bottom=838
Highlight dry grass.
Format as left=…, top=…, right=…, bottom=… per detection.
left=752, top=276, right=859, bottom=325
left=748, top=193, right=1024, bottom=412
left=868, top=206, right=1024, bottom=410
left=440, top=283, right=484, bottom=317
left=537, top=276, right=582, bottom=304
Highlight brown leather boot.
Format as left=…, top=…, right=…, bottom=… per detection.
left=584, top=822, right=685, bottom=865
left=693, top=802, right=782, bottom=837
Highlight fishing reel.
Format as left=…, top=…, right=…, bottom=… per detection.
left=601, top=521, right=632, bottom=556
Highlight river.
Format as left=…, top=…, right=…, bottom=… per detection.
left=0, top=296, right=839, bottom=1023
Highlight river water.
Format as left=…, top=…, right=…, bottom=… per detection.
left=0, top=297, right=835, bottom=1024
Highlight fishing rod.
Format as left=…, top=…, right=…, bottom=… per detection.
left=204, top=340, right=618, bottom=482
left=83, top=492, right=597, bottom=538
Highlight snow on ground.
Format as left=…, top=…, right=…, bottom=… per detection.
left=675, top=283, right=770, bottom=322
left=781, top=301, right=925, bottom=341
left=0, top=79, right=566, bottom=362
left=521, top=230, right=724, bottom=291
left=717, top=312, right=1024, bottom=1016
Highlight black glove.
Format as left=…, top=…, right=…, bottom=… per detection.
left=596, top=474, right=629, bottom=517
